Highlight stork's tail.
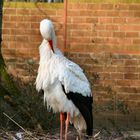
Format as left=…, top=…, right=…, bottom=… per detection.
left=61, top=85, right=93, bottom=137
left=77, top=102, right=93, bottom=137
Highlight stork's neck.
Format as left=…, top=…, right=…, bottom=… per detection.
left=39, top=39, right=53, bottom=63
left=48, top=40, right=54, bottom=52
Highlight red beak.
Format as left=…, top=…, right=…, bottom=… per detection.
left=48, top=40, right=54, bottom=52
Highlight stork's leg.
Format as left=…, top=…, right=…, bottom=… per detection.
left=65, top=112, right=70, bottom=140
left=60, top=112, right=65, bottom=140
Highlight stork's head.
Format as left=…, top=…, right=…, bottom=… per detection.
left=40, top=19, right=56, bottom=52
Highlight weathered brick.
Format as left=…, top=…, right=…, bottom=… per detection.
left=16, top=9, right=30, bottom=15
left=71, top=17, right=87, bottom=23
left=4, top=8, right=16, bottom=15
left=2, top=28, right=10, bottom=35
left=106, top=25, right=119, bottom=31
left=3, top=15, right=10, bottom=21
left=99, top=17, right=112, bottom=24
left=101, top=4, right=114, bottom=10
left=86, top=17, right=98, bottom=23
left=113, top=32, right=125, bottom=38
left=68, top=10, right=80, bottom=16
left=120, top=11, right=134, bottom=17
left=120, top=25, right=140, bottom=31
left=125, top=60, right=139, bottom=65
left=87, top=4, right=100, bottom=10
left=112, top=59, right=124, bottom=66
left=124, top=73, right=139, bottom=80
left=126, top=32, right=139, bottom=38
left=107, top=11, right=119, bottom=17
left=117, top=67, right=138, bottom=73
left=114, top=4, right=129, bottom=10
left=129, top=4, right=140, bottom=10
left=110, top=73, right=124, bottom=79
left=97, top=31, right=112, bottom=37
left=133, top=39, right=140, bottom=45
left=3, top=22, right=16, bottom=28
left=113, top=18, right=126, bottom=23
left=127, top=18, right=140, bottom=24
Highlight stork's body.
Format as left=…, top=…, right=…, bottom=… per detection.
left=36, top=19, right=93, bottom=140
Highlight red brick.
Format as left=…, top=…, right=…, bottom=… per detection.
left=87, top=4, right=100, bottom=10
left=97, top=31, right=112, bottom=37
left=129, top=94, right=140, bottom=101
left=3, top=15, right=10, bottom=21
left=125, top=60, right=139, bottom=65
left=94, top=11, right=107, bottom=16
left=134, top=12, right=140, bottom=17
left=2, top=29, right=10, bottom=35
left=104, top=66, right=117, bottom=72
left=113, top=32, right=125, bottom=38
left=116, top=80, right=131, bottom=86
left=99, top=73, right=110, bottom=80
left=124, top=73, right=139, bottom=80
left=16, top=22, right=31, bottom=29
left=2, top=35, right=16, bottom=41
left=29, top=36, right=42, bottom=42
left=120, top=25, right=140, bottom=31
left=95, top=25, right=105, bottom=30
left=105, top=38, right=118, bottom=44
left=117, top=67, right=138, bottom=73
left=112, top=59, right=124, bottom=66
left=16, top=36, right=29, bottom=42
left=86, top=17, right=98, bottom=23
left=99, top=17, right=112, bottom=24
left=133, top=39, right=140, bottom=45
left=101, top=4, right=114, bottom=10
left=117, top=87, right=139, bottom=93
left=10, top=16, right=20, bottom=21
left=115, top=4, right=129, bottom=10
left=4, top=8, right=16, bottom=15
left=71, top=17, right=87, bottom=23
left=17, top=9, right=30, bottom=15
left=110, top=73, right=124, bottom=79
left=80, top=10, right=93, bottom=16
left=95, top=38, right=105, bottom=44
left=68, top=10, right=80, bottom=16
left=129, top=4, right=140, bottom=10
left=69, top=4, right=86, bottom=9
left=107, top=11, right=119, bottom=17
left=120, top=11, right=134, bottom=17
left=31, top=23, right=39, bottom=28
left=126, top=32, right=139, bottom=38
left=117, top=38, right=132, bottom=45
left=71, top=30, right=95, bottom=36
left=3, top=22, right=16, bottom=28
left=106, top=25, right=119, bottom=31
left=68, top=23, right=92, bottom=30
left=113, top=18, right=126, bottom=24
left=91, top=66, right=104, bottom=72
left=127, top=18, right=140, bottom=24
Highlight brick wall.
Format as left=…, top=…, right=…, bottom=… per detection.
left=2, top=1, right=140, bottom=128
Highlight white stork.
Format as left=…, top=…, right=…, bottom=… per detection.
left=35, top=19, right=93, bottom=140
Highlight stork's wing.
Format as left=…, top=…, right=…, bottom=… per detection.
left=57, top=55, right=92, bottom=97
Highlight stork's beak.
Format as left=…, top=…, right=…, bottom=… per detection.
left=48, top=40, right=54, bottom=52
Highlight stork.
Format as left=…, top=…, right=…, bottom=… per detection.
left=35, top=19, right=93, bottom=140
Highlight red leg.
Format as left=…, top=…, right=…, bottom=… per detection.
left=60, top=112, right=65, bottom=140
left=65, top=113, right=70, bottom=140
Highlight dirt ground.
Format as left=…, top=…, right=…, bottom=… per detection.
left=0, top=128, right=140, bottom=140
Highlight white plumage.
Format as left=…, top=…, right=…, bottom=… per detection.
left=36, top=19, right=93, bottom=139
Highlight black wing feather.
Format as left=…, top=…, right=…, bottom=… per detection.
left=61, top=85, right=93, bottom=136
